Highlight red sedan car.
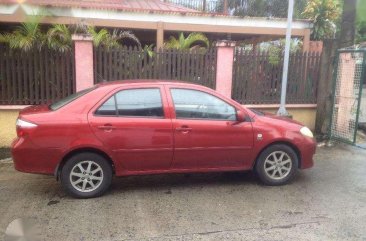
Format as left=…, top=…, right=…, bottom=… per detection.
left=12, top=80, right=316, bottom=198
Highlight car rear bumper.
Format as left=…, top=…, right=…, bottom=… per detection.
left=11, top=137, right=61, bottom=175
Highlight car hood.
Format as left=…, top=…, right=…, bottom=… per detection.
left=260, top=111, right=303, bottom=125
left=250, top=109, right=304, bottom=130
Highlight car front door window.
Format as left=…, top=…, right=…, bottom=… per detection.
left=170, top=88, right=236, bottom=120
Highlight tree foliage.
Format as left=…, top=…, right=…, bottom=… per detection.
left=164, top=32, right=209, bottom=50
left=87, top=27, right=141, bottom=50
left=0, top=15, right=45, bottom=51
left=356, top=0, right=366, bottom=23
left=356, top=21, right=366, bottom=43
left=0, top=17, right=140, bottom=52
left=356, top=0, right=366, bottom=43
left=47, top=24, right=72, bottom=52
left=261, top=39, right=302, bottom=65
left=143, top=44, right=155, bottom=57
left=302, top=0, right=341, bottom=40
left=223, top=0, right=307, bottom=19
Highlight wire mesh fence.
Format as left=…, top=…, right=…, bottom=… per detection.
left=166, top=0, right=223, bottom=12
left=330, top=50, right=366, bottom=144
left=165, top=0, right=307, bottom=18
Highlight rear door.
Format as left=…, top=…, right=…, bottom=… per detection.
left=88, top=85, right=173, bottom=172
left=167, top=87, right=254, bottom=170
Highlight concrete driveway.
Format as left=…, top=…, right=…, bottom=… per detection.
left=0, top=145, right=365, bottom=241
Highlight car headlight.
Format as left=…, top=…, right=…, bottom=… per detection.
left=300, top=126, right=314, bottom=138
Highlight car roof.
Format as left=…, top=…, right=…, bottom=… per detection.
left=96, top=79, right=210, bottom=89
left=91, top=79, right=252, bottom=115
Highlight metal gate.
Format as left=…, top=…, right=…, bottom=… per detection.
left=330, top=49, right=366, bottom=144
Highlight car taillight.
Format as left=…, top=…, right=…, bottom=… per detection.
left=16, top=118, right=37, bottom=137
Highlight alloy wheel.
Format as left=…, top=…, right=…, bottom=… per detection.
left=69, top=161, right=104, bottom=192
left=263, top=151, right=292, bottom=180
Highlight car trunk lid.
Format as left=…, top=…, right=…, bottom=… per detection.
left=19, top=105, right=51, bottom=116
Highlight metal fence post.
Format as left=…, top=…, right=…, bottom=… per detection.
left=277, top=0, right=294, bottom=116
left=353, top=51, right=366, bottom=144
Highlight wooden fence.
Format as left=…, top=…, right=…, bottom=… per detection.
left=232, top=50, right=321, bottom=105
left=94, top=47, right=217, bottom=89
left=0, top=45, right=75, bottom=105
left=0, top=44, right=322, bottom=106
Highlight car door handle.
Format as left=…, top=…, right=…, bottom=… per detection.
left=97, top=124, right=116, bottom=131
left=176, top=126, right=192, bottom=133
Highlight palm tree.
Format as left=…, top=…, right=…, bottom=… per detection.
left=47, top=24, right=72, bottom=52
left=143, top=44, right=155, bottom=57
left=302, top=0, right=341, bottom=40
left=87, top=26, right=110, bottom=47
left=164, top=32, right=209, bottom=50
left=111, top=29, right=141, bottom=49
left=0, top=33, right=7, bottom=44
left=87, top=27, right=141, bottom=49
left=1, top=15, right=45, bottom=51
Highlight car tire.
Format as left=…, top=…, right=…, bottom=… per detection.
left=255, top=144, right=298, bottom=186
left=60, top=152, right=113, bottom=198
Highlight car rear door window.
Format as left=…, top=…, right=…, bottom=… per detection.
left=96, top=88, right=164, bottom=118
left=95, top=95, right=117, bottom=116
left=170, top=88, right=236, bottom=120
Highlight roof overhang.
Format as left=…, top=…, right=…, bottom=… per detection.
left=0, top=3, right=312, bottom=37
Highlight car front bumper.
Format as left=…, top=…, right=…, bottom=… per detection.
left=297, top=137, right=316, bottom=169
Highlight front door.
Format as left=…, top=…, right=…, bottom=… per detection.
left=167, top=88, right=254, bottom=170
left=88, top=87, right=173, bottom=172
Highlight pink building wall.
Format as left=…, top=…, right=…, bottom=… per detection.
left=215, top=41, right=236, bottom=98
left=73, top=35, right=94, bottom=92
left=309, top=41, right=323, bottom=53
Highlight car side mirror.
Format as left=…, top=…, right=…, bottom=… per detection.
left=236, top=110, right=246, bottom=122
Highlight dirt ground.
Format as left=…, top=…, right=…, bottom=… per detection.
left=0, top=144, right=365, bottom=241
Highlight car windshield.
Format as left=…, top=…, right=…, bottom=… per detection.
left=49, top=87, right=96, bottom=110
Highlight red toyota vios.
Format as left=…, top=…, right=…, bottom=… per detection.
left=11, top=80, right=316, bottom=198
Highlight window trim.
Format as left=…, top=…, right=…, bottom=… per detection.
left=170, top=88, right=238, bottom=121
left=93, top=87, right=166, bottom=119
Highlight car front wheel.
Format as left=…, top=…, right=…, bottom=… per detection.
left=255, top=144, right=298, bottom=186
left=60, top=153, right=113, bottom=198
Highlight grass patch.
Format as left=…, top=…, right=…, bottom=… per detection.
left=0, top=148, right=11, bottom=160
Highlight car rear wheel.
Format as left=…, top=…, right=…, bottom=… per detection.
left=60, top=153, right=112, bottom=198
left=255, top=144, right=298, bottom=186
